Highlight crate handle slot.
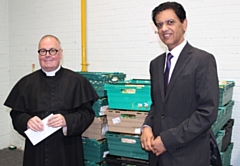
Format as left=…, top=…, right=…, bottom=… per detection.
left=121, top=138, right=136, bottom=144
left=121, top=114, right=136, bottom=119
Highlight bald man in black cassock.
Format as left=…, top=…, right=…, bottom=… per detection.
left=4, top=35, right=98, bottom=166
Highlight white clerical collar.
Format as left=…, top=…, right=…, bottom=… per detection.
left=42, top=66, right=61, bottom=76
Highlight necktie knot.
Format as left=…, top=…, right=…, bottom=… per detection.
left=167, top=53, right=173, bottom=61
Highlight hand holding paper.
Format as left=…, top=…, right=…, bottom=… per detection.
left=25, top=114, right=62, bottom=146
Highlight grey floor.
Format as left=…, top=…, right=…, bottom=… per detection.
left=0, top=148, right=23, bottom=166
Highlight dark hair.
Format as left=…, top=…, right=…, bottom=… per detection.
left=152, top=2, right=186, bottom=26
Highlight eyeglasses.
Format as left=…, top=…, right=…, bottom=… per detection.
left=38, top=48, right=61, bottom=56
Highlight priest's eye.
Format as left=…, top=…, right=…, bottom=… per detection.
left=37, top=48, right=60, bottom=56
left=49, top=48, right=58, bottom=55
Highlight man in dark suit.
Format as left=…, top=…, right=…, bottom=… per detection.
left=141, top=2, right=222, bottom=166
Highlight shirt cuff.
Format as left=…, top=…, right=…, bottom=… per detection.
left=62, top=126, right=67, bottom=136
left=141, top=125, right=152, bottom=133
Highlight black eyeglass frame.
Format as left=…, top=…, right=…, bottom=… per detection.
left=37, top=48, right=61, bottom=56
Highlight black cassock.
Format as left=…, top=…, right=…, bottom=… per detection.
left=4, top=67, right=99, bottom=166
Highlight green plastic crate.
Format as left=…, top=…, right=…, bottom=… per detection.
left=219, top=81, right=235, bottom=106
left=82, top=138, right=108, bottom=163
left=215, top=130, right=225, bottom=151
left=77, top=72, right=126, bottom=97
left=212, top=107, right=225, bottom=136
left=93, top=97, right=108, bottom=117
left=212, top=100, right=234, bottom=136
left=104, top=79, right=151, bottom=111
left=105, top=131, right=148, bottom=160
left=220, top=143, right=233, bottom=166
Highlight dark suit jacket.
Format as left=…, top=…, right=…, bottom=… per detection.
left=143, top=42, right=221, bottom=166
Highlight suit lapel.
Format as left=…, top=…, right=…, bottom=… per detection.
left=153, top=53, right=166, bottom=102
left=165, top=43, right=193, bottom=99
left=159, top=55, right=166, bottom=101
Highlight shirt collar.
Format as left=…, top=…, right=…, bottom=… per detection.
left=42, top=66, right=61, bottom=76
left=166, top=40, right=187, bottom=57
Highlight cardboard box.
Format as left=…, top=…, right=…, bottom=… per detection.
left=105, top=108, right=148, bottom=135
left=83, top=116, right=108, bottom=140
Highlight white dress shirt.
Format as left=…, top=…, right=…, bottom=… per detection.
left=165, top=40, right=187, bottom=83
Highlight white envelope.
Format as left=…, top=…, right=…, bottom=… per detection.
left=24, top=114, right=62, bottom=146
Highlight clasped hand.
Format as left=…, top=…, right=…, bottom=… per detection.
left=140, top=127, right=166, bottom=156
left=27, top=114, right=66, bottom=132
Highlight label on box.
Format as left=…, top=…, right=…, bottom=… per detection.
left=138, top=103, right=143, bottom=108
left=125, top=85, right=145, bottom=88
left=121, top=138, right=136, bottom=144
left=100, top=106, right=108, bottom=115
left=144, top=102, right=149, bottom=108
left=112, top=117, right=121, bottom=124
left=135, top=128, right=141, bottom=134
left=121, top=89, right=136, bottom=94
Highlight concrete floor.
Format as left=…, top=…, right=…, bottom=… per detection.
left=0, top=147, right=23, bottom=166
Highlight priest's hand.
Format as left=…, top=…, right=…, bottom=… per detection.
left=27, top=116, right=44, bottom=132
left=47, top=114, right=66, bottom=128
left=140, top=126, right=154, bottom=152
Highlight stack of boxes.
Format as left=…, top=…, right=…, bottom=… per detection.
left=78, top=71, right=235, bottom=166
left=212, top=81, right=235, bottom=166
left=104, top=79, right=151, bottom=165
left=77, top=72, right=126, bottom=166
left=104, top=79, right=235, bottom=166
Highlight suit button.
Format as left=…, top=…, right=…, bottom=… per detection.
left=161, top=115, right=165, bottom=119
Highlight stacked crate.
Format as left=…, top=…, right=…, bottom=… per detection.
left=77, top=72, right=126, bottom=117
left=104, top=79, right=150, bottom=165
left=105, top=79, right=235, bottom=166
left=83, top=138, right=108, bottom=166
left=212, top=81, right=235, bottom=166
left=77, top=72, right=126, bottom=165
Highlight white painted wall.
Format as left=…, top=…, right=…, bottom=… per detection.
left=0, top=0, right=11, bottom=149
left=1, top=0, right=240, bottom=165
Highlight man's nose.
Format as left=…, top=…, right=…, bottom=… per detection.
left=45, top=50, right=51, bottom=56
left=162, top=23, right=168, bottom=31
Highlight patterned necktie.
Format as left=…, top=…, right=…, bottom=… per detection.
left=164, top=53, right=173, bottom=95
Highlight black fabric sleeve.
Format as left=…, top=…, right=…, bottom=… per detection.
left=10, top=110, right=33, bottom=137
left=63, top=102, right=95, bottom=136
